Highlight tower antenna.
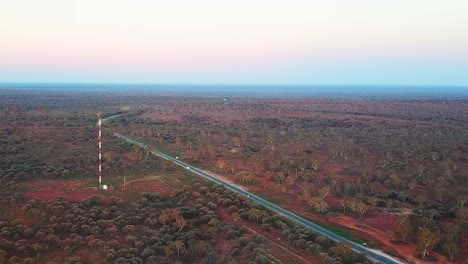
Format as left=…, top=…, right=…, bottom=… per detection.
left=98, top=113, right=102, bottom=188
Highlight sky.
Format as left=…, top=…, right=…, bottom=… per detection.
left=1, top=0, right=468, bottom=86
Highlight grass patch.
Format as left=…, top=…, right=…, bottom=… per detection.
left=181, top=170, right=198, bottom=180
left=154, top=148, right=187, bottom=160
left=156, top=169, right=197, bottom=190
left=85, top=181, right=115, bottom=190
left=383, top=249, right=401, bottom=258
left=202, top=177, right=216, bottom=188
left=249, top=191, right=281, bottom=205
left=119, top=189, right=143, bottom=203
left=244, top=192, right=360, bottom=245
left=86, top=181, right=100, bottom=188
left=314, top=222, right=370, bottom=245
left=183, top=159, right=201, bottom=167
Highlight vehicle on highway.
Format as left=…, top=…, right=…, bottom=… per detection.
left=113, top=132, right=402, bottom=264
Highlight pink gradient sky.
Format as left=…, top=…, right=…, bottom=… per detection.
left=1, top=0, right=467, bottom=85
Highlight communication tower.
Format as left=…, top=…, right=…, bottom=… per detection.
left=98, top=113, right=102, bottom=188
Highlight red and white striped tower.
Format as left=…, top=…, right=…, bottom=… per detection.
left=98, top=113, right=102, bottom=188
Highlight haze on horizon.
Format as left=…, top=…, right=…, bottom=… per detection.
left=1, top=0, right=468, bottom=86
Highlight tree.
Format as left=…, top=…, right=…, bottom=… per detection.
left=126, top=235, right=137, bottom=246
left=329, top=178, right=339, bottom=192
left=442, top=242, right=459, bottom=262
left=249, top=208, right=265, bottom=223
left=417, top=228, right=439, bottom=259
left=237, top=171, right=254, bottom=185
left=368, top=197, right=379, bottom=208
left=416, top=195, right=426, bottom=207
left=317, top=186, right=330, bottom=200
left=344, top=182, right=353, bottom=195
left=274, top=183, right=286, bottom=194
left=441, top=223, right=461, bottom=244
left=208, top=218, right=223, bottom=228
left=390, top=216, right=412, bottom=243
left=335, top=242, right=352, bottom=254
left=158, top=208, right=182, bottom=224
left=456, top=195, right=467, bottom=208
left=253, top=161, right=263, bottom=174
left=193, top=241, right=209, bottom=257
left=416, top=164, right=426, bottom=179
left=187, top=140, right=193, bottom=150
left=175, top=217, right=188, bottom=231
left=32, top=243, right=43, bottom=264
left=169, top=208, right=182, bottom=222
left=307, top=197, right=329, bottom=213
left=456, top=207, right=468, bottom=219
left=286, top=174, right=298, bottom=187
left=340, top=199, right=347, bottom=212
left=208, top=226, right=218, bottom=241
left=310, top=159, right=320, bottom=171
left=231, top=211, right=240, bottom=223
left=45, top=234, right=60, bottom=246
left=141, top=248, right=155, bottom=259
left=356, top=202, right=370, bottom=218
left=216, top=160, right=227, bottom=172
left=275, top=172, right=286, bottom=184
left=172, top=240, right=185, bottom=259
left=158, top=209, right=171, bottom=224
left=131, top=145, right=144, bottom=161
left=22, top=258, right=35, bottom=264
left=174, top=137, right=183, bottom=150
left=346, top=198, right=358, bottom=213
left=332, top=242, right=353, bottom=263
left=163, top=244, right=174, bottom=258
left=14, top=239, right=28, bottom=255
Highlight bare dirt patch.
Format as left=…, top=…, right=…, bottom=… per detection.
left=325, top=195, right=342, bottom=209
left=22, top=179, right=106, bottom=202
left=123, top=176, right=173, bottom=195
left=458, top=236, right=468, bottom=263
left=195, top=160, right=465, bottom=264
left=195, top=168, right=453, bottom=264
left=42, top=251, right=67, bottom=264
left=330, top=214, right=449, bottom=264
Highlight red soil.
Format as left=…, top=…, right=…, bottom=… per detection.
left=76, top=249, right=106, bottom=264
left=325, top=195, right=342, bottom=209
left=22, top=179, right=106, bottom=202
left=198, top=167, right=455, bottom=264
left=38, top=246, right=106, bottom=264
left=363, top=211, right=397, bottom=231
left=252, top=183, right=451, bottom=264
left=141, top=107, right=248, bottom=124
left=42, top=251, right=67, bottom=263
left=458, top=236, right=468, bottom=264
left=125, top=178, right=173, bottom=195
left=330, top=214, right=450, bottom=264
left=14, top=207, right=34, bottom=225
left=139, top=99, right=439, bottom=129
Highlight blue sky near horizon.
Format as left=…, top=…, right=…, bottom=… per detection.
left=1, top=0, right=468, bottom=86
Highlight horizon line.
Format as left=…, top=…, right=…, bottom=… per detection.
left=1, top=81, right=468, bottom=88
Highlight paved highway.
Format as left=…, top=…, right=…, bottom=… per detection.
left=113, top=132, right=403, bottom=264
left=102, top=114, right=122, bottom=123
